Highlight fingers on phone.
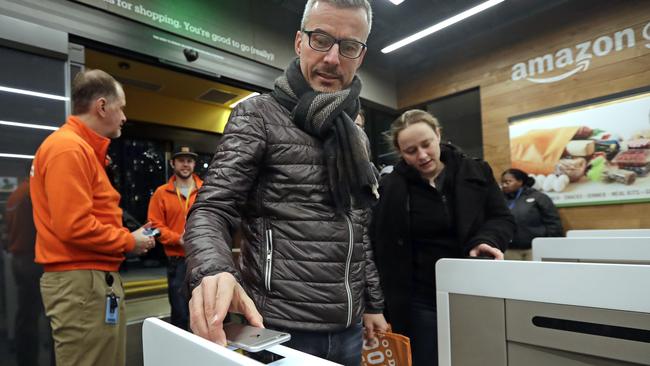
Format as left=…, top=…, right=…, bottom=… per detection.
left=189, top=286, right=210, bottom=340
left=241, top=292, right=264, bottom=328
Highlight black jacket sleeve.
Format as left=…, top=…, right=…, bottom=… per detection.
left=359, top=206, right=384, bottom=313
left=463, top=161, right=515, bottom=253
left=535, top=191, right=564, bottom=237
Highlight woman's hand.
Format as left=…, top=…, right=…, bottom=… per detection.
left=469, top=243, right=504, bottom=260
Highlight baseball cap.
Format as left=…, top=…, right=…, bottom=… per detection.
left=172, top=146, right=198, bottom=160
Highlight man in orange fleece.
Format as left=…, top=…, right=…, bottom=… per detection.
left=147, top=146, right=203, bottom=331
left=30, top=69, right=155, bottom=366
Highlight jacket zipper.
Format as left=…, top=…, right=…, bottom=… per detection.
left=441, top=193, right=452, bottom=229
left=343, top=214, right=354, bottom=328
left=263, top=218, right=273, bottom=292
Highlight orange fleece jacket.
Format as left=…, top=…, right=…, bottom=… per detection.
left=31, top=116, right=135, bottom=272
left=147, top=174, right=202, bottom=257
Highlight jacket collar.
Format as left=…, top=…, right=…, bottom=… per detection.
left=505, top=186, right=533, bottom=199
left=165, top=174, right=203, bottom=192
left=63, top=116, right=111, bottom=167
left=441, top=144, right=487, bottom=186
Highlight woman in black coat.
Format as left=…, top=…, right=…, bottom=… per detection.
left=501, top=168, right=563, bottom=260
left=370, top=110, right=514, bottom=366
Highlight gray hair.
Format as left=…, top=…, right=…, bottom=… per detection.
left=301, top=0, right=372, bottom=35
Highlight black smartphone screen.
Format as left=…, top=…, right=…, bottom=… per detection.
left=244, top=349, right=286, bottom=364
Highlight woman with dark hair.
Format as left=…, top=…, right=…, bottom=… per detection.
left=501, top=168, right=564, bottom=260
left=371, top=109, right=515, bottom=366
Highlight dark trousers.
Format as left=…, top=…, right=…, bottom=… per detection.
left=12, top=254, right=53, bottom=366
left=167, top=257, right=189, bottom=331
left=408, top=299, right=438, bottom=366
left=251, top=322, right=363, bottom=366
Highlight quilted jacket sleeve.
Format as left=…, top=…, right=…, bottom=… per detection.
left=359, top=206, right=384, bottom=313
left=184, top=102, right=267, bottom=291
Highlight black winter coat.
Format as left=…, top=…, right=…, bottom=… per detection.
left=184, top=94, right=384, bottom=332
left=507, top=187, right=563, bottom=249
left=370, top=145, right=514, bottom=335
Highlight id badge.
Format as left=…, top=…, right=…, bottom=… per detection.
left=105, top=294, right=119, bottom=325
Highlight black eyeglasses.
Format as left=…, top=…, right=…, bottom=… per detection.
left=302, top=29, right=367, bottom=59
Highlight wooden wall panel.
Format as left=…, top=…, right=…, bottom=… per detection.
left=397, top=1, right=650, bottom=231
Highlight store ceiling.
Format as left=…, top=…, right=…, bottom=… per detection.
left=85, top=0, right=613, bottom=107
left=272, top=0, right=608, bottom=76
left=85, top=49, right=245, bottom=132
left=85, top=49, right=255, bottom=108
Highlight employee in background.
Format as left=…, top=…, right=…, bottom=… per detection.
left=501, top=168, right=563, bottom=260
left=31, top=69, right=154, bottom=366
left=371, top=109, right=514, bottom=366
left=4, top=178, right=53, bottom=366
left=147, top=146, right=203, bottom=331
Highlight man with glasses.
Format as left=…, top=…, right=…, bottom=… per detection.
left=184, top=0, right=387, bottom=364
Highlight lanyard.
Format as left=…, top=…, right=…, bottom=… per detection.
left=507, top=188, right=523, bottom=209
left=175, top=181, right=194, bottom=214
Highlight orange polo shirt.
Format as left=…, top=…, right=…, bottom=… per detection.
left=147, top=174, right=202, bottom=257
left=31, top=116, right=135, bottom=272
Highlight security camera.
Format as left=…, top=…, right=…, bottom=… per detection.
left=183, top=48, right=199, bottom=62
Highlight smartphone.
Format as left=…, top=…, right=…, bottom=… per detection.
left=223, top=323, right=291, bottom=353
left=143, top=228, right=160, bottom=237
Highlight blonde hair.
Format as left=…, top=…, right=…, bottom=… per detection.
left=389, top=109, right=441, bottom=151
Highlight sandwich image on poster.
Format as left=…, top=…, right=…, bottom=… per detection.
left=509, top=89, right=650, bottom=207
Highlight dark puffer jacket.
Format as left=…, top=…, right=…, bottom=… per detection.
left=184, top=94, right=384, bottom=332
left=507, top=187, right=563, bottom=249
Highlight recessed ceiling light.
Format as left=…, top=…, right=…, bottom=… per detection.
left=382, top=0, right=505, bottom=53
left=388, top=0, right=405, bottom=4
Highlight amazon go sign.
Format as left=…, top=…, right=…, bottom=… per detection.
left=511, top=21, right=650, bottom=84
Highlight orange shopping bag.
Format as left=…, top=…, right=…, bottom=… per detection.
left=361, top=327, right=412, bottom=366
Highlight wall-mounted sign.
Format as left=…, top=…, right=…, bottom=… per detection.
left=511, top=21, right=650, bottom=84
left=509, top=87, right=650, bottom=207
left=73, top=0, right=297, bottom=68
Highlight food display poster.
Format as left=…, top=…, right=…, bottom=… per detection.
left=508, top=87, right=650, bottom=207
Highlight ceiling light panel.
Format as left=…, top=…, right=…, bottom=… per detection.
left=382, top=0, right=505, bottom=53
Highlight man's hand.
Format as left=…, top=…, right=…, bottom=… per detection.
left=189, top=272, right=263, bottom=346
left=363, top=313, right=389, bottom=340
left=130, top=223, right=155, bottom=255
left=468, top=243, right=504, bottom=260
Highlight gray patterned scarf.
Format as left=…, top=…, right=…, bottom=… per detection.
left=271, top=58, right=378, bottom=211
